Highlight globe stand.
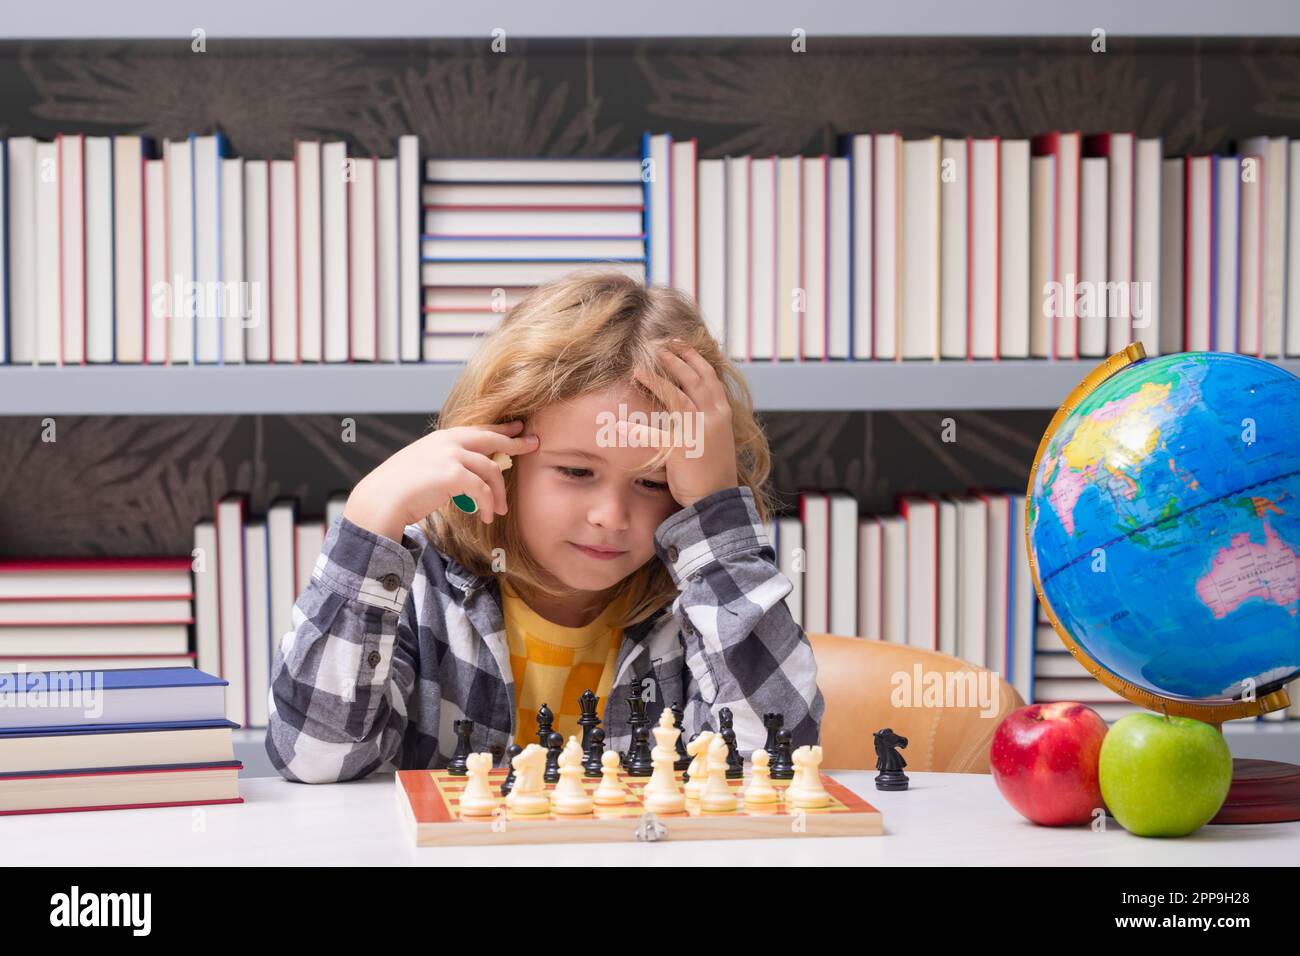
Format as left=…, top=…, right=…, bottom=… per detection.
left=1210, top=757, right=1300, bottom=825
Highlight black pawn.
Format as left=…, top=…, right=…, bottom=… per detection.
left=622, top=690, right=647, bottom=769
left=626, top=723, right=654, bottom=777
left=577, top=689, right=601, bottom=752
left=671, top=702, right=691, bottom=772
left=544, top=731, right=563, bottom=784
left=762, top=712, right=784, bottom=758
left=447, top=719, right=473, bottom=776
left=584, top=727, right=606, bottom=778
left=535, top=703, right=554, bottom=750
left=770, top=728, right=795, bottom=780
left=500, top=743, right=522, bottom=796
left=719, top=707, right=744, bottom=779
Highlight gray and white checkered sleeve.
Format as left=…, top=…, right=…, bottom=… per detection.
left=653, top=486, right=825, bottom=755
left=265, top=513, right=421, bottom=783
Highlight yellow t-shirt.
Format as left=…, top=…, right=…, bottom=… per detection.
left=501, top=581, right=625, bottom=748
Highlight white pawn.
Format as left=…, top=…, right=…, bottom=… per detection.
left=699, top=735, right=738, bottom=812
left=742, top=748, right=779, bottom=806
left=682, top=730, right=715, bottom=801
left=644, top=709, right=686, bottom=814
left=457, top=752, right=499, bottom=816
left=787, top=744, right=830, bottom=809
left=505, top=743, right=550, bottom=815
left=552, top=735, right=593, bottom=814
left=593, top=749, right=629, bottom=805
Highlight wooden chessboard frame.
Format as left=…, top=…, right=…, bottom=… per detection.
left=396, top=768, right=884, bottom=846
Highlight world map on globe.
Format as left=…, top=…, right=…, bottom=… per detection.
left=1028, top=351, right=1300, bottom=703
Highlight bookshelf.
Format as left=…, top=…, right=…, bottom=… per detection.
left=2, top=357, right=1300, bottom=415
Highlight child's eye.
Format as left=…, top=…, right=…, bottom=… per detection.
left=556, top=465, right=670, bottom=489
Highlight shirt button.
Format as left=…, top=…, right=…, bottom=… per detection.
left=666, top=545, right=679, bottom=562
left=367, top=651, right=382, bottom=667
left=380, top=573, right=401, bottom=591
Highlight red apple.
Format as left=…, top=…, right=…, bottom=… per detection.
left=990, top=702, right=1108, bottom=826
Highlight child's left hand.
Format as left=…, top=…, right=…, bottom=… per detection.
left=626, top=342, right=740, bottom=510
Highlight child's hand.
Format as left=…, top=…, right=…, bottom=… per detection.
left=628, top=343, right=739, bottom=510
left=345, top=421, right=540, bottom=539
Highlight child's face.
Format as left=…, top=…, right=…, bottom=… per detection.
left=513, top=385, right=680, bottom=595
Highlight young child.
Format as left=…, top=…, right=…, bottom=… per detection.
left=266, top=270, right=824, bottom=783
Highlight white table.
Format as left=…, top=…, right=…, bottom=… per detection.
left=8, top=770, right=1296, bottom=865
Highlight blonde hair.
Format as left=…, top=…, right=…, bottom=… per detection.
left=421, top=269, right=774, bottom=626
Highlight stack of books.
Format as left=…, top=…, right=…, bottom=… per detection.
left=0, top=667, right=242, bottom=815
left=420, top=155, right=647, bottom=361
left=193, top=491, right=349, bottom=728
left=0, top=557, right=195, bottom=673
left=7, top=129, right=1299, bottom=366
left=3, top=133, right=422, bottom=365
left=764, top=489, right=1037, bottom=707
left=650, top=130, right=1300, bottom=362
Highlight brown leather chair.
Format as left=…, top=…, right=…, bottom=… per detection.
left=807, top=633, right=1025, bottom=774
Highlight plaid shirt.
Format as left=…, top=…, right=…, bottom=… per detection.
left=265, top=486, right=824, bottom=783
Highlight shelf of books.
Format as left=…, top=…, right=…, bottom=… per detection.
left=4, top=130, right=1300, bottom=417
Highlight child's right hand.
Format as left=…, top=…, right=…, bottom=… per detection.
left=344, top=420, right=540, bottom=540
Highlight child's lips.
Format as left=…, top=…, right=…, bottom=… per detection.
left=569, top=542, right=627, bottom=560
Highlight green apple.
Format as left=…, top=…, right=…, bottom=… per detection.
left=1099, top=713, right=1233, bottom=837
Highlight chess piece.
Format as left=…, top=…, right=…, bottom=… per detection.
left=458, top=752, right=499, bottom=816
left=762, top=712, right=784, bottom=759
left=874, top=727, right=910, bottom=791
left=719, top=707, right=744, bottom=779
left=622, top=689, right=648, bottom=768
left=447, top=719, right=473, bottom=776
left=535, top=703, right=554, bottom=750
left=504, top=743, right=550, bottom=815
left=787, top=745, right=830, bottom=809
left=743, top=748, right=779, bottom=806
left=583, top=727, right=606, bottom=778
left=682, top=731, right=715, bottom=800
left=577, top=689, right=601, bottom=752
left=699, top=735, right=738, bottom=812
left=626, top=722, right=654, bottom=777
left=544, top=730, right=563, bottom=784
left=500, top=743, right=522, bottom=796
left=643, top=709, right=686, bottom=814
left=671, top=702, right=691, bottom=772
left=592, top=749, right=630, bottom=806
left=770, top=727, right=795, bottom=780
left=552, top=736, right=594, bottom=814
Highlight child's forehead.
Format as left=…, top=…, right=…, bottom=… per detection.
left=530, top=386, right=656, bottom=433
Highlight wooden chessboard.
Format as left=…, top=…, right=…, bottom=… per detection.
left=396, top=768, right=884, bottom=846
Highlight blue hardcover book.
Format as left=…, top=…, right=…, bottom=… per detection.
left=0, top=667, right=230, bottom=730
left=0, top=759, right=243, bottom=780
left=0, top=718, right=239, bottom=739
left=642, top=131, right=653, bottom=284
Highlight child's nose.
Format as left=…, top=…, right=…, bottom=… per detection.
left=586, top=489, right=631, bottom=531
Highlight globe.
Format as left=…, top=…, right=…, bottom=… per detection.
left=1026, top=345, right=1300, bottom=716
